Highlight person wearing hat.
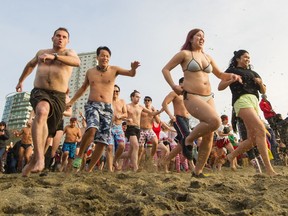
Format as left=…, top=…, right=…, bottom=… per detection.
left=0, top=121, right=10, bottom=172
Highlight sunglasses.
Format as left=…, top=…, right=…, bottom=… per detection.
left=144, top=99, right=151, bottom=102
left=114, top=90, right=120, bottom=93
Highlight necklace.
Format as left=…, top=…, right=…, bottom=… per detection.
left=96, top=65, right=108, bottom=72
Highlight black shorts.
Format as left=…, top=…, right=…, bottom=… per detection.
left=56, top=119, right=64, bottom=131
left=30, top=88, right=66, bottom=137
left=125, top=125, right=140, bottom=141
left=20, top=143, right=33, bottom=150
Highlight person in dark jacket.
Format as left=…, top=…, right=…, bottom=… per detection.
left=5, top=140, right=21, bottom=174
left=0, top=121, right=10, bottom=172
left=275, top=114, right=288, bottom=145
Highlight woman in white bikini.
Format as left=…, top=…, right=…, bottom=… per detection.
left=162, top=28, right=242, bottom=177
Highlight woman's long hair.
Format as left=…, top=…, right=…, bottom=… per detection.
left=181, top=29, right=203, bottom=51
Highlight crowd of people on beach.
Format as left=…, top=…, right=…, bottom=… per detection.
left=0, top=27, right=287, bottom=178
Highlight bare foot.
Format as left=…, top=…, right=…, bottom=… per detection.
left=266, top=170, right=279, bottom=177
left=133, top=167, right=139, bottom=172
left=58, top=166, right=64, bottom=172
left=22, top=159, right=44, bottom=177
left=227, top=154, right=237, bottom=171
left=162, top=163, right=169, bottom=173
left=159, top=158, right=170, bottom=173
left=113, top=161, right=121, bottom=172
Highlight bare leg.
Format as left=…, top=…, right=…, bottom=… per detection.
left=184, top=98, right=220, bottom=147
left=160, top=144, right=180, bottom=173
left=113, top=142, right=125, bottom=169
left=25, top=146, right=33, bottom=165
left=138, top=145, right=145, bottom=165
left=225, top=142, right=237, bottom=170
left=18, top=147, right=25, bottom=171
left=60, top=152, right=68, bottom=172
left=227, top=108, right=277, bottom=176
left=86, top=143, right=106, bottom=172
left=77, top=128, right=96, bottom=158
left=227, top=139, right=253, bottom=170
left=163, top=144, right=181, bottom=165
left=66, top=158, right=73, bottom=173
left=22, top=101, right=49, bottom=177
left=194, top=133, right=214, bottom=175
left=151, top=137, right=158, bottom=157
left=129, top=136, right=139, bottom=171
left=157, top=142, right=169, bottom=171
left=184, top=97, right=220, bottom=175
left=51, top=130, right=64, bottom=157
left=80, top=154, right=87, bottom=171
left=106, top=145, right=113, bottom=172
left=119, top=145, right=132, bottom=171
left=72, top=128, right=96, bottom=170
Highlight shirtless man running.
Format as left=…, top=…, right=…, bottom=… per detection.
left=124, top=90, right=162, bottom=171
left=139, top=96, right=159, bottom=164
left=106, top=84, right=128, bottom=172
left=161, top=77, right=194, bottom=170
left=16, top=27, right=81, bottom=176
left=14, top=121, right=33, bottom=172
left=67, top=46, right=140, bottom=172
left=60, top=117, right=82, bottom=172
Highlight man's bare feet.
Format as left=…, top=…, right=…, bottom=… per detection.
left=22, top=158, right=44, bottom=177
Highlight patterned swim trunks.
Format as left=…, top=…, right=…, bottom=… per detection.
left=84, top=101, right=113, bottom=145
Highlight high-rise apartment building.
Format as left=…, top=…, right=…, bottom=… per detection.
left=2, top=92, right=32, bottom=130
left=66, top=51, right=97, bottom=125
left=0, top=52, right=96, bottom=130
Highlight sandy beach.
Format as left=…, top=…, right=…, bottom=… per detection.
left=1, top=165, right=288, bottom=216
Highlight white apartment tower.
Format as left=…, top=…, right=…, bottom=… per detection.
left=67, top=51, right=97, bottom=124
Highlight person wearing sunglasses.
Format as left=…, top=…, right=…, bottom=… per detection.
left=106, top=84, right=128, bottom=172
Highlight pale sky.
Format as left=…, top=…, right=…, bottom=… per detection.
left=1, top=0, right=288, bottom=123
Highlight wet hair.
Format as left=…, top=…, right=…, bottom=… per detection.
left=53, top=27, right=70, bottom=38
left=181, top=28, right=204, bottom=51
left=96, top=46, right=111, bottom=56
left=70, top=117, right=77, bottom=122
left=114, top=84, right=120, bottom=92
left=144, top=96, right=152, bottom=101
left=130, top=90, right=140, bottom=99
left=228, top=50, right=250, bottom=69
left=0, top=121, right=6, bottom=127
left=179, top=77, right=184, bottom=84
